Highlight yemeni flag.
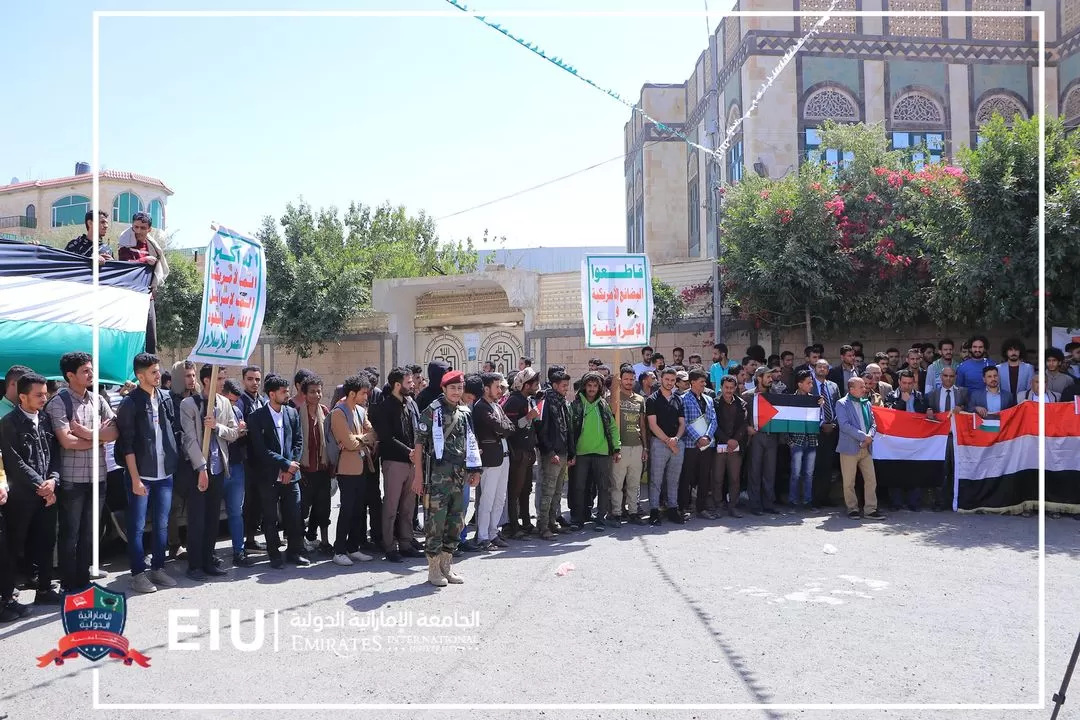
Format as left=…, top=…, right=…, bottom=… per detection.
left=754, top=393, right=820, bottom=433
left=954, top=402, right=1080, bottom=513
left=0, top=239, right=151, bottom=385
left=870, top=407, right=951, bottom=491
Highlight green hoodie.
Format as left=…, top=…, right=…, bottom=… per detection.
left=573, top=393, right=620, bottom=456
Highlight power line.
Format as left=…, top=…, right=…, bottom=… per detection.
left=436, top=142, right=658, bottom=221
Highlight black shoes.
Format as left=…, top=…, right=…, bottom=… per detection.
left=269, top=556, right=285, bottom=569
left=385, top=551, right=404, bottom=563
left=666, top=508, right=685, bottom=524
left=649, top=509, right=661, bottom=526
left=206, top=565, right=228, bottom=577
left=847, top=510, right=861, bottom=519
left=233, top=552, right=256, bottom=568
left=34, top=588, right=62, bottom=605
left=186, top=568, right=208, bottom=581
left=865, top=511, right=886, bottom=521
left=0, top=599, right=32, bottom=623
left=244, top=539, right=266, bottom=552
left=287, top=554, right=311, bottom=566
left=400, top=547, right=425, bottom=559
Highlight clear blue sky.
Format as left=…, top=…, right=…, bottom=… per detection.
left=1, top=1, right=726, bottom=250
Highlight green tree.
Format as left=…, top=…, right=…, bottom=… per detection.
left=1045, top=158, right=1080, bottom=327
left=719, top=163, right=848, bottom=341
left=257, top=200, right=478, bottom=359
left=155, top=251, right=203, bottom=350
left=650, top=277, right=686, bottom=329
left=950, top=115, right=1075, bottom=329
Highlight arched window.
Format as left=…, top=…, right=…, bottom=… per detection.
left=52, top=195, right=90, bottom=227
left=148, top=198, right=165, bottom=228
left=801, top=85, right=859, bottom=170
left=975, top=94, right=1027, bottom=127
left=24, top=204, right=36, bottom=228
left=1064, top=84, right=1080, bottom=131
left=725, top=104, right=744, bottom=184
left=889, top=91, right=946, bottom=169
left=112, top=191, right=143, bottom=223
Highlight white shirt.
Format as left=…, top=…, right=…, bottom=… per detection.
left=269, top=404, right=285, bottom=452
left=145, top=392, right=167, bottom=480
left=19, top=407, right=38, bottom=430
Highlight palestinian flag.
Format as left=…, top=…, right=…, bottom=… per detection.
left=754, top=393, right=820, bottom=433
left=870, top=407, right=951, bottom=491
left=0, top=239, right=151, bottom=385
left=954, top=402, right=1080, bottom=514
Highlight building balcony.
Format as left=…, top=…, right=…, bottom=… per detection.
left=0, top=215, right=37, bottom=230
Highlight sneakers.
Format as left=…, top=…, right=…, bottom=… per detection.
left=385, top=550, right=404, bottom=563
left=0, top=599, right=32, bottom=623
left=233, top=552, right=256, bottom=568
left=489, top=536, right=509, bottom=548
left=244, top=539, right=266, bottom=552
left=847, top=510, right=861, bottom=519
left=130, top=573, right=157, bottom=594
left=649, top=509, right=662, bottom=526
left=864, top=510, right=886, bottom=521
left=348, top=550, right=375, bottom=562
left=148, top=568, right=176, bottom=588
left=332, top=554, right=354, bottom=566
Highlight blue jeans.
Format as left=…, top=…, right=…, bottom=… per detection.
left=224, top=463, right=246, bottom=554
left=126, top=474, right=174, bottom=575
left=789, top=445, right=817, bottom=505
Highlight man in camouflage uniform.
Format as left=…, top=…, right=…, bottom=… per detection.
left=412, top=371, right=481, bottom=587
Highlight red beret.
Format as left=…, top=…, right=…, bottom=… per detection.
left=441, top=370, right=464, bottom=388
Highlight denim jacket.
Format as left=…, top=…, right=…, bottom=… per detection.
left=115, top=386, right=179, bottom=479
left=0, top=409, right=60, bottom=493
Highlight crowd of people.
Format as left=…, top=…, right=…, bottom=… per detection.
left=1, top=334, right=1078, bottom=621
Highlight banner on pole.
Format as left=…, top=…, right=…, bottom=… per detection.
left=188, top=226, right=266, bottom=366
left=1051, top=326, right=1080, bottom=351
left=581, top=254, right=652, bottom=349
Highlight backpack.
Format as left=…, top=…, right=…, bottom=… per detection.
left=324, top=402, right=361, bottom=468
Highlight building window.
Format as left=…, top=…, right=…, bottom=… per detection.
left=112, top=192, right=143, bottom=223
left=688, top=180, right=701, bottom=257
left=805, top=128, right=855, bottom=170
left=890, top=131, right=944, bottom=169
left=52, top=195, right=90, bottom=227
left=24, top=204, right=36, bottom=228
left=148, top=198, right=165, bottom=228
left=727, top=139, right=743, bottom=183
left=627, top=209, right=635, bottom=252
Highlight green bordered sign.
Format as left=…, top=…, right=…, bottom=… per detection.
left=581, top=254, right=652, bottom=349
left=189, top=226, right=266, bottom=366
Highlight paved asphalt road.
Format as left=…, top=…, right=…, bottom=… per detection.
left=1, top=503, right=1077, bottom=720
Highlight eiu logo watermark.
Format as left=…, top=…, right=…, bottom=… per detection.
left=37, top=584, right=150, bottom=668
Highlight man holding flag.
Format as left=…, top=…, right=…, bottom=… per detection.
left=835, top=377, right=885, bottom=521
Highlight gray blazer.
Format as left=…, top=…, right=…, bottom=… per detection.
left=180, top=393, right=241, bottom=474
left=835, top=395, right=876, bottom=456
left=926, top=386, right=969, bottom=414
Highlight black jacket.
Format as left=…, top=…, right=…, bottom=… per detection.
left=0, top=409, right=60, bottom=495
left=247, top=403, right=303, bottom=480
left=501, top=390, right=537, bottom=452
left=371, top=392, right=417, bottom=465
left=713, top=393, right=748, bottom=446
left=473, top=397, right=515, bottom=467
left=114, top=387, right=179, bottom=480
left=884, top=388, right=929, bottom=414
left=536, top=387, right=574, bottom=460
left=415, top=360, right=450, bottom=416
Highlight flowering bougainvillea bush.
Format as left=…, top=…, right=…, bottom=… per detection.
left=717, top=117, right=1079, bottom=336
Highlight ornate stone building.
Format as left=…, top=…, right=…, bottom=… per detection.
left=625, top=0, right=1062, bottom=263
